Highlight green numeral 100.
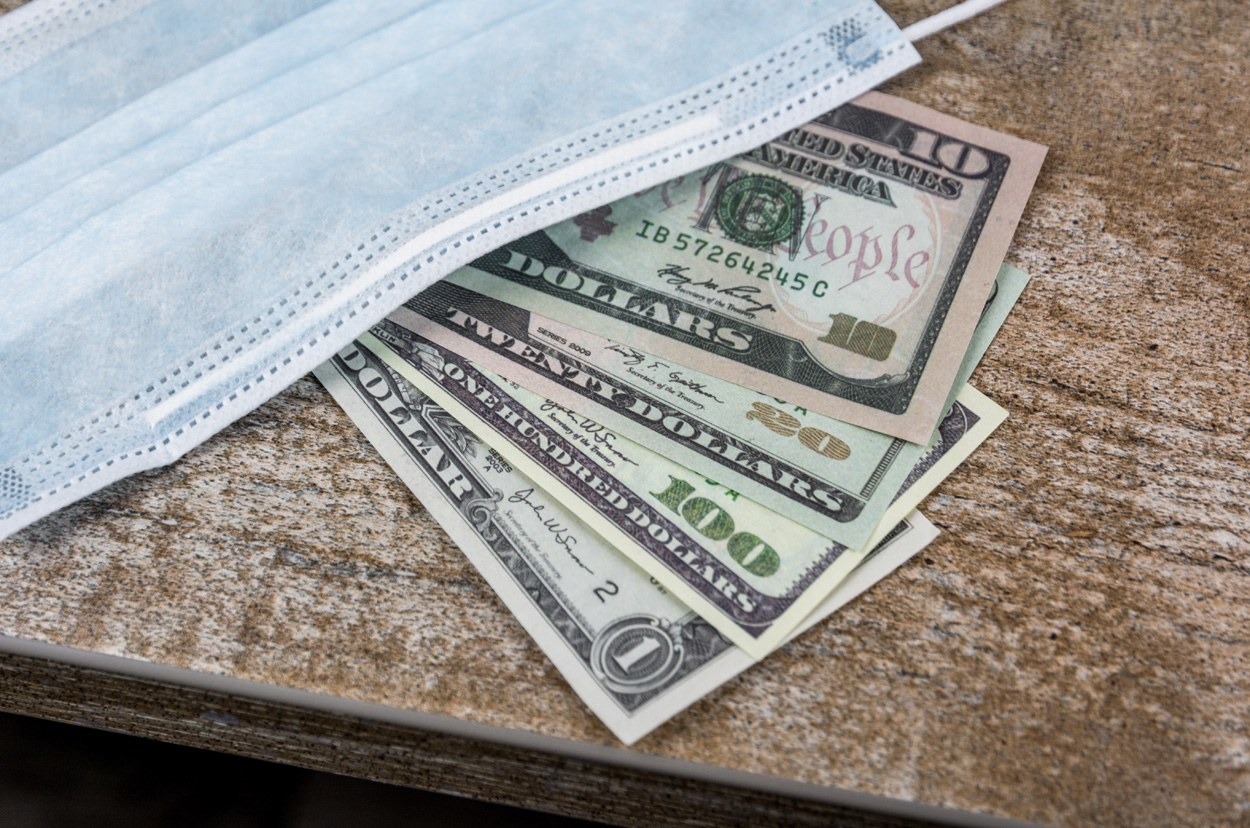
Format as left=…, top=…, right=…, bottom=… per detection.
left=650, top=476, right=781, bottom=577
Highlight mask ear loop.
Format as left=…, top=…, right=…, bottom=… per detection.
left=901, top=0, right=1010, bottom=41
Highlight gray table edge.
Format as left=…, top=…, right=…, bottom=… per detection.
left=0, top=633, right=1049, bottom=828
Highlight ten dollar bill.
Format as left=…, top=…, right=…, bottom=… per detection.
left=446, top=92, right=1044, bottom=443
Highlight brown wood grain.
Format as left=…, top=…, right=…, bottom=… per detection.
left=1, top=1, right=1247, bottom=826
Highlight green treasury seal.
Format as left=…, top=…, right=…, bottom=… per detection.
left=715, top=174, right=804, bottom=248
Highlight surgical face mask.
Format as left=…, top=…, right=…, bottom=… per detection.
left=0, top=0, right=917, bottom=539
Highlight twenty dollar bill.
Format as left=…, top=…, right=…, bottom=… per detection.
left=395, top=264, right=1026, bottom=548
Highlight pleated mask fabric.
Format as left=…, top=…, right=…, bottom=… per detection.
left=0, top=0, right=918, bottom=539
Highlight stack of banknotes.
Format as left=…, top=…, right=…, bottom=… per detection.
left=313, top=91, right=1047, bottom=743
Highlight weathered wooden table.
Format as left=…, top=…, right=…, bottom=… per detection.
left=2, top=1, right=1247, bottom=825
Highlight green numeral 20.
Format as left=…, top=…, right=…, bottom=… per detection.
left=651, top=476, right=781, bottom=577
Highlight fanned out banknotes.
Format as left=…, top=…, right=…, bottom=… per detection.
left=314, top=92, right=1045, bottom=743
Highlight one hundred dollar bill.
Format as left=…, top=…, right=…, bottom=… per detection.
left=360, top=325, right=1001, bottom=657
left=445, top=92, right=1045, bottom=443
left=314, top=342, right=939, bottom=744
left=393, top=264, right=1027, bottom=548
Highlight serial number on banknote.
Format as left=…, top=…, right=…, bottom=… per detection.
left=634, top=206, right=931, bottom=309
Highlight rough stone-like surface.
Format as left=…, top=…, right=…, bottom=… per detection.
left=2, top=1, right=1248, bottom=826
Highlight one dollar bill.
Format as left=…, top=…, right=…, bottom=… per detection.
left=361, top=325, right=1001, bottom=657
left=395, top=264, right=1027, bottom=548
left=446, top=92, right=1045, bottom=443
left=315, top=342, right=939, bottom=743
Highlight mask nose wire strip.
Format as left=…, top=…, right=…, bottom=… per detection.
left=901, top=0, right=1010, bottom=41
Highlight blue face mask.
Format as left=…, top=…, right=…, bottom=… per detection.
left=0, top=0, right=917, bottom=538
